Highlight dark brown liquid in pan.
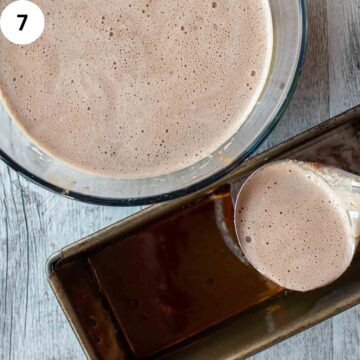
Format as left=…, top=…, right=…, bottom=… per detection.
left=89, top=191, right=282, bottom=358
left=55, top=120, right=360, bottom=359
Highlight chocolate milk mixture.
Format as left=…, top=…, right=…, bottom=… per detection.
left=0, top=0, right=273, bottom=177
left=235, top=161, right=355, bottom=291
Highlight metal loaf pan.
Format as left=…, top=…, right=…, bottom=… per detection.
left=47, top=106, right=360, bottom=359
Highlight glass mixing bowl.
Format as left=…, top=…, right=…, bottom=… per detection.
left=0, top=0, right=307, bottom=206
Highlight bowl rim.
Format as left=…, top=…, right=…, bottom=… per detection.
left=0, top=0, right=308, bottom=206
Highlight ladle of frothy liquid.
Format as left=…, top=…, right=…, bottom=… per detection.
left=234, top=160, right=360, bottom=292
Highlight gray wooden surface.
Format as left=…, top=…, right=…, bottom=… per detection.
left=0, top=0, right=359, bottom=359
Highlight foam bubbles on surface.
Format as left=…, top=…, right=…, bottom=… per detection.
left=235, top=161, right=354, bottom=292
left=0, top=0, right=273, bottom=178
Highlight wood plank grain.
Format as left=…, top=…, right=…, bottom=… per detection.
left=328, top=0, right=360, bottom=115
left=0, top=148, right=142, bottom=359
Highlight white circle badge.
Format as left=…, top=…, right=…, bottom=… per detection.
left=0, top=0, right=45, bottom=45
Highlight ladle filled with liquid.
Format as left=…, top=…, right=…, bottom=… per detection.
left=234, top=160, right=360, bottom=292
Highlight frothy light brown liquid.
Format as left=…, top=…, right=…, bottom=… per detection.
left=0, top=0, right=273, bottom=178
left=235, top=161, right=355, bottom=292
